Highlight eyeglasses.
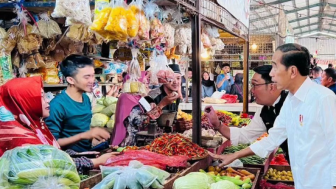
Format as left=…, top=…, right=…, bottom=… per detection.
left=251, top=82, right=273, bottom=89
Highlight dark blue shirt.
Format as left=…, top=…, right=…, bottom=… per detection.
left=328, top=83, right=336, bottom=94
left=45, top=90, right=92, bottom=152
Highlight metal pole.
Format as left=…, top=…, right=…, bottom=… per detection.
left=243, top=41, right=249, bottom=113
left=191, top=3, right=202, bottom=145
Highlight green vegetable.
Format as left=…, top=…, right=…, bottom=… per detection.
left=100, top=104, right=117, bottom=117
left=210, top=180, right=236, bottom=189
left=8, top=177, right=36, bottom=185
left=243, top=178, right=251, bottom=184
left=173, top=172, right=214, bottom=189
left=79, top=174, right=90, bottom=180
left=223, top=144, right=265, bottom=165
left=242, top=183, right=252, bottom=189
left=102, top=178, right=115, bottom=189
left=104, top=96, right=118, bottom=106
left=97, top=97, right=105, bottom=105
left=93, top=104, right=106, bottom=114
left=17, top=168, right=50, bottom=179
left=91, top=113, right=110, bottom=127
left=54, top=169, right=80, bottom=183
left=116, top=147, right=125, bottom=152
left=221, top=176, right=244, bottom=185
left=44, top=159, right=76, bottom=171
left=106, top=119, right=115, bottom=129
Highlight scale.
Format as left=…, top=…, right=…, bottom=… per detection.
left=135, top=111, right=177, bottom=146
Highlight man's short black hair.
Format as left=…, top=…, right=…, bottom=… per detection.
left=221, top=63, right=230, bottom=69
left=276, top=43, right=310, bottom=76
left=312, top=66, right=323, bottom=73
left=324, top=68, right=336, bottom=82
left=328, top=63, right=333, bottom=68
left=60, top=55, right=94, bottom=78
left=188, top=67, right=192, bottom=72
left=253, top=65, right=273, bottom=83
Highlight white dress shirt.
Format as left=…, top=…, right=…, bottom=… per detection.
left=250, top=77, right=336, bottom=189
left=230, top=96, right=281, bottom=146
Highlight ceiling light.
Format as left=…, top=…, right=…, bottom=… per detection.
left=252, top=43, right=258, bottom=50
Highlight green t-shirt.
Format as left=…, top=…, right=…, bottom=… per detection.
left=45, top=90, right=92, bottom=152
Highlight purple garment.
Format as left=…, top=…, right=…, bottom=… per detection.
left=110, top=93, right=142, bottom=146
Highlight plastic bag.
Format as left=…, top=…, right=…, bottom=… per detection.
left=44, top=75, right=60, bottom=84
left=175, top=25, right=191, bottom=55
left=105, top=0, right=128, bottom=41
left=149, top=51, right=170, bottom=85
left=90, top=7, right=112, bottom=36
left=130, top=0, right=150, bottom=40
left=126, top=4, right=139, bottom=38
left=201, top=33, right=211, bottom=48
left=0, top=27, right=7, bottom=39
left=163, top=23, right=175, bottom=49
left=205, top=25, right=220, bottom=38
left=211, top=38, right=225, bottom=51
left=0, top=53, right=13, bottom=84
left=52, top=0, right=92, bottom=26
left=104, top=62, right=128, bottom=75
left=0, top=145, right=80, bottom=189
left=32, top=13, right=62, bottom=39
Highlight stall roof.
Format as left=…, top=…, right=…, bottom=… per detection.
left=250, top=0, right=336, bottom=37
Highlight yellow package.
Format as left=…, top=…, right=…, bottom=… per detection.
left=130, top=81, right=139, bottom=93
left=44, top=75, right=60, bottom=84
left=44, top=68, right=58, bottom=76
left=130, top=5, right=149, bottom=40
left=90, top=7, right=112, bottom=33
left=126, top=8, right=139, bottom=38
left=105, top=6, right=128, bottom=41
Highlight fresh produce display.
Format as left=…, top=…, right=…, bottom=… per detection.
left=259, top=179, right=295, bottom=189
left=264, top=168, right=293, bottom=181
left=94, top=160, right=170, bottom=189
left=143, top=134, right=208, bottom=159
left=173, top=172, right=215, bottom=189
left=177, top=110, right=192, bottom=122
left=104, top=150, right=189, bottom=170
left=223, top=144, right=266, bottom=165
left=0, top=145, right=80, bottom=189
left=202, top=167, right=255, bottom=182
left=91, top=96, right=118, bottom=128
left=270, top=154, right=289, bottom=166
left=202, top=111, right=232, bottom=129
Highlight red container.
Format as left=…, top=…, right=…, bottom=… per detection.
left=221, top=94, right=238, bottom=103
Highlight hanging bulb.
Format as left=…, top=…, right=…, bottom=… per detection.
left=252, top=43, right=258, bottom=50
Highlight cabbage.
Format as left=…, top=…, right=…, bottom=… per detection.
left=106, top=119, right=115, bottom=129
left=173, top=172, right=213, bottom=189
left=210, top=180, right=236, bottom=189
left=104, top=96, right=118, bottom=106
left=100, top=104, right=117, bottom=117
left=93, top=104, right=105, bottom=113
left=97, top=97, right=105, bottom=105
left=91, top=113, right=109, bottom=127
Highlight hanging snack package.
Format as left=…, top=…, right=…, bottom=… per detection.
left=125, top=2, right=139, bottom=38
left=66, top=24, right=84, bottom=42
left=0, top=27, right=7, bottom=39
left=130, top=0, right=150, bottom=40
left=0, top=145, right=80, bottom=189
left=52, top=0, right=92, bottom=26
left=90, top=7, right=112, bottom=34
left=149, top=51, right=169, bottom=85
left=25, top=55, right=38, bottom=69
left=17, top=33, right=43, bottom=55
left=32, top=13, right=62, bottom=39
left=0, top=53, right=13, bottom=84
left=105, top=0, right=128, bottom=41
left=211, top=38, right=225, bottom=51
left=127, top=49, right=142, bottom=93
left=163, top=23, right=175, bottom=49
left=174, top=24, right=191, bottom=55
left=201, top=32, right=211, bottom=48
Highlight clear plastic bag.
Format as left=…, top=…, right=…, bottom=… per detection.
left=52, top=0, right=92, bottom=26
left=126, top=3, right=139, bottom=38
left=130, top=0, right=150, bottom=40
left=94, top=161, right=169, bottom=189
left=0, top=145, right=80, bottom=189
left=163, top=23, right=175, bottom=49
left=175, top=24, right=191, bottom=55
left=32, top=13, right=62, bottom=39
left=201, top=32, right=211, bottom=48
left=0, top=53, right=13, bottom=84
left=149, top=51, right=169, bottom=85
left=104, top=0, right=128, bottom=41
left=211, top=38, right=225, bottom=51
left=90, top=7, right=112, bottom=37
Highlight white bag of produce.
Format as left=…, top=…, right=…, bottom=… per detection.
left=0, top=145, right=80, bottom=189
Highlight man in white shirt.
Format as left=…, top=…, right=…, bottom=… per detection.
left=208, top=43, right=336, bottom=189
left=212, top=65, right=290, bottom=161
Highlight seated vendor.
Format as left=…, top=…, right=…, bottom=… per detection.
left=111, top=71, right=179, bottom=147
left=153, top=64, right=182, bottom=112
left=45, top=55, right=110, bottom=153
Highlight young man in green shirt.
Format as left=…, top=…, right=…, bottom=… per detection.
left=46, top=55, right=110, bottom=152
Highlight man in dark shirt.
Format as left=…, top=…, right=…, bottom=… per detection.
left=205, top=65, right=290, bottom=162
left=321, top=68, right=336, bottom=94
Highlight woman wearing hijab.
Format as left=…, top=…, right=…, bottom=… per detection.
left=0, top=77, right=118, bottom=173
left=202, top=72, right=216, bottom=98
left=230, top=73, right=243, bottom=102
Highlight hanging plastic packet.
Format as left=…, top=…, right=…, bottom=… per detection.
left=32, top=13, right=62, bottom=39
left=90, top=4, right=112, bottom=39
left=174, top=24, right=191, bottom=55
left=104, top=62, right=128, bottom=75
left=123, top=49, right=142, bottom=94
left=149, top=50, right=171, bottom=85
left=0, top=52, right=13, bottom=84
left=125, top=1, right=139, bottom=38
left=201, top=32, right=211, bottom=48
left=130, top=0, right=150, bottom=40
left=105, top=0, right=128, bottom=41
left=52, top=0, right=92, bottom=26
left=93, top=81, right=103, bottom=98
